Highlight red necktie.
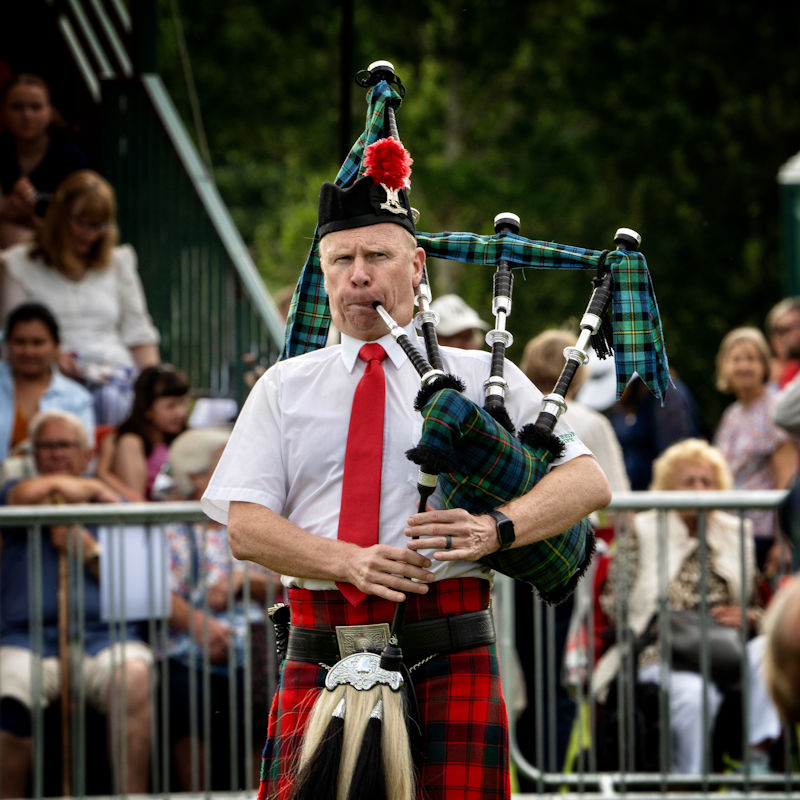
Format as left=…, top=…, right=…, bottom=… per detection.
left=336, top=343, right=388, bottom=605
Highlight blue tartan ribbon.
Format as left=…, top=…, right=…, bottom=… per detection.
left=281, top=81, right=670, bottom=403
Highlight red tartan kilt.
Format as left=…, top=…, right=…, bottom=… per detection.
left=257, top=578, right=511, bottom=800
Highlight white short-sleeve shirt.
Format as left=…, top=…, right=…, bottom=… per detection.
left=202, top=324, right=591, bottom=588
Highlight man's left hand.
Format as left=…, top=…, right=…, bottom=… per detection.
left=405, top=507, right=499, bottom=561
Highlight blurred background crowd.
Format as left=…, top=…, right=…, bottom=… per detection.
left=3, top=0, right=800, bottom=794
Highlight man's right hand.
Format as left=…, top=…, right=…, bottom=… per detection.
left=341, top=543, right=435, bottom=603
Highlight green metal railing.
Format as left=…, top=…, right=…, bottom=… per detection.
left=100, top=75, right=285, bottom=406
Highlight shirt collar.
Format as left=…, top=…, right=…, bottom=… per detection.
left=340, top=321, right=420, bottom=373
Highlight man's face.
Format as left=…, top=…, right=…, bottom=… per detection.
left=7, top=319, right=59, bottom=379
left=320, top=223, right=424, bottom=341
left=773, top=309, right=800, bottom=360
left=33, top=419, right=90, bottom=477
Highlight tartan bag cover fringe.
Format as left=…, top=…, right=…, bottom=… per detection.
left=408, top=388, right=594, bottom=601
left=257, top=579, right=511, bottom=800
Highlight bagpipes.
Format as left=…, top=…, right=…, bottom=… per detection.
left=285, top=59, right=669, bottom=800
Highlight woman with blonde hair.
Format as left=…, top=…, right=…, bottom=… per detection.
left=0, top=169, right=160, bottom=423
left=713, top=326, right=797, bottom=571
left=592, top=438, right=781, bottom=774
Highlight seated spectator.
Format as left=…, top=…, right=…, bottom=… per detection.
left=1, top=301, right=95, bottom=462
left=591, top=439, right=781, bottom=774
left=430, top=293, right=489, bottom=350
left=762, top=573, right=800, bottom=723
left=96, top=365, right=189, bottom=502
left=713, top=326, right=798, bottom=572
left=0, top=410, right=153, bottom=795
left=520, top=329, right=630, bottom=493
left=162, top=427, right=276, bottom=790
left=0, top=73, right=88, bottom=248
left=0, top=170, right=160, bottom=424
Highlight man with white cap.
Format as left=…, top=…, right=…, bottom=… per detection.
left=429, top=293, right=489, bottom=350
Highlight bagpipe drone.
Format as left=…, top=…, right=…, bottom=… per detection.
left=281, top=60, right=671, bottom=800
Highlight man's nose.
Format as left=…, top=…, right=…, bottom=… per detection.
left=350, top=257, right=372, bottom=285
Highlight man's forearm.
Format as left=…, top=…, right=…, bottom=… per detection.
left=228, top=501, right=361, bottom=582
left=499, top=454, right=611, bottom=548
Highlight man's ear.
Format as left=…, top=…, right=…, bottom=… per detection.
left=411, top=247, right=425, bottom=288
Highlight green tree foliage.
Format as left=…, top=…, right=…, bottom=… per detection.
left=158, top=0, right=800, bottom=430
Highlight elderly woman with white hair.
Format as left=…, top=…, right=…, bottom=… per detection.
left=162, top=427, right=276, bottom=790
left=591, top=438, right=781, bottom=775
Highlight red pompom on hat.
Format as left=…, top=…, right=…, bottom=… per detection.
left=363, top=137, right=412, bottom=191
left=318, top=137, right=416, bottom=238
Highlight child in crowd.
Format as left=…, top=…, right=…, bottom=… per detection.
left=96, top=365, right=189, bottom=501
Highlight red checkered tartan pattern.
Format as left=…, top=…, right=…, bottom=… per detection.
left=257, top=578, right=510, bottom=800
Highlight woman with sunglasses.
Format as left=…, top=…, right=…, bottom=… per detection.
left=1, top=169, right=160, bottom=423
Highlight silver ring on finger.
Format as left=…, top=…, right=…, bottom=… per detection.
left=443, top=534, right=452, bottom=551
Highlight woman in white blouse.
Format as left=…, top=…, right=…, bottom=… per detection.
left=1, top=170, right=160, bottom=423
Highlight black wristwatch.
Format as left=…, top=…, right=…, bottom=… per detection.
left=487, top=509, right=515, bottom=551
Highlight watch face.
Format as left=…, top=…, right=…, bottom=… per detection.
left=498, top=520, right=514, bottom=545
left=492, top=511, right=515, bottom=548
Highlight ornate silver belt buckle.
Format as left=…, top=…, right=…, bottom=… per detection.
left=335, top=622, right=390, bottom=658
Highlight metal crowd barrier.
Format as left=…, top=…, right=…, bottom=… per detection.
left=0, top=502, right=279, bottom=799
left=2, top=495, right=799, bottom=799
left=497, top=489, right=800, bottom=799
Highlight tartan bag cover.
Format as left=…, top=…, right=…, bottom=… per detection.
left=408, top=387, right=594, bottom=603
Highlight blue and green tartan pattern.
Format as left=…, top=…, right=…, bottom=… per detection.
left=416, top=232, right=670, bottom=402
left=280, top=81, right=670, bottom=404
left=411, top=388, right=593, bottom=602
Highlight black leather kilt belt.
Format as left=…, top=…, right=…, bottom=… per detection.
left=286, top=609, right=496, bottom=666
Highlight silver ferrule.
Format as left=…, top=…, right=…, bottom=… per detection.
left=562, top=344, right=589, bottom=367
left=580, top=312, right=603, bottom=335
left=492, top=295, right=512, bottom=317
left=485, top=328, right=514, bottom=348
left=484, top=375, right=508, bottom=398
left=414, top=308, right=440, bottom=331
left=541, top=392, right=568, bottom=420
left=420, top=368, right=446, bottom=386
